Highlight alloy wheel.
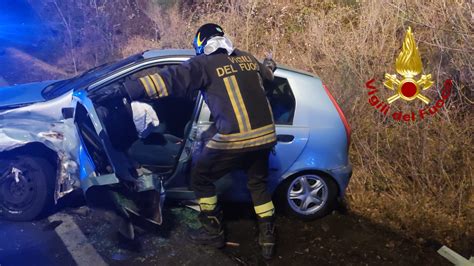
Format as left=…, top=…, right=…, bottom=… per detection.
left=287, top=174, right=328, bottom=215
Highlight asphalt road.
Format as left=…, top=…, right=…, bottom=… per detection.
left=0, top=194, right=456, bottom=266
left=0, top=216, right=75, bottom=265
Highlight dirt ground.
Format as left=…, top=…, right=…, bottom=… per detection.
left=2, top=190, right=470, bottom=265
left=61, top=199, right=457, bottom=266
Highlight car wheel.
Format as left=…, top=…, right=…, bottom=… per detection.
left=278, top=173, right=338, bottom=220
left=0, top=156, right=54, bottom=221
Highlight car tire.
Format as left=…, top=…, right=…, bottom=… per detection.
left=277, top=172, right=338, bottom=220
left=0, top=156, right=55, bottom=221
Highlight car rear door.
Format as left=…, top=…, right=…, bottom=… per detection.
left=265, top=73, right=310, bottom=191
left=194, top=72, right=309, bottom=200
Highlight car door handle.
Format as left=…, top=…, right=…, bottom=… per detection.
left=276, top=134, right=294, bottom=143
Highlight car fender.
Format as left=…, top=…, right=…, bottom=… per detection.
left=0, top=91, right=80, bottom=201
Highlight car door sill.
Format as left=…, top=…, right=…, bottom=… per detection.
left=165, top=187, right=196, bottom=200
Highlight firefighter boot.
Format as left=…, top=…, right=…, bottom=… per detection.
left=258, top=216, right=276, bottom=259
left=188, top=207, right=225, bottom=248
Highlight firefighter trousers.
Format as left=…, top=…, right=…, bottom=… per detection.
left=191, top=147, right=274, bottom=217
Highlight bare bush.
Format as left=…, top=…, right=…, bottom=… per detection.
left=28, top=0, right=158, bottom=73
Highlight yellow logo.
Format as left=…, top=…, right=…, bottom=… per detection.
left=196, top=32, right=204, bottom=47
left=383, top=27, right=434, bottom=104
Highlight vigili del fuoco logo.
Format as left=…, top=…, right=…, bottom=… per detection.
left=365, top=27, right=453, bottom=122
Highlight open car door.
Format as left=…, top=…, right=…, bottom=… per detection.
left=71, top=54, right=200, bottom=226
left=73, top=83, right=165, bottom=225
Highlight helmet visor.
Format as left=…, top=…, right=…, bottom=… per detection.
left=193, top=36, right=203, bottom=55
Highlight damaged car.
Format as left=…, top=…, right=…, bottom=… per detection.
left=0, top=49, right=352, bottom=223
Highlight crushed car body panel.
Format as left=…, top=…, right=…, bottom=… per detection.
left=0, top=90, right=80, bottom=201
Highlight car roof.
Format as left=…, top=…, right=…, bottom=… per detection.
left=277, top=64, right=319, bottom=79
left=142, top=49, right=195, bottom=59
left=142, top=49, right=319, bottom=79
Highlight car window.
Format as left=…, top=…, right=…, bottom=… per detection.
left=264, top=77, right=296, bottom=125
left=42, top=54, right=143, bottom=100
left=203, top=76, right=296, bottom=125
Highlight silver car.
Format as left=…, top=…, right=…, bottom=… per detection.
left=0, top=49, right=352, bottom=222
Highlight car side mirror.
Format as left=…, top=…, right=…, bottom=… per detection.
left=62, top=107, right=74, bottom=119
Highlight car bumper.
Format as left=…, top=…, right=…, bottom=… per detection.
left=327, top=163, right=352, bottom=197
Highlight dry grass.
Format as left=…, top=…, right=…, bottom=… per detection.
left=119, top=0, right=474, bottom=249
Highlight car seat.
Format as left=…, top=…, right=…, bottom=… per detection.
left=127, top=120, right=193, bottom=173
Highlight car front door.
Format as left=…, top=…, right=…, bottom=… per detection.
left=72, top=56, right=195, bottom=192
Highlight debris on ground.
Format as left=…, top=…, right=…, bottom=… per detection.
left=70, top=206, right=91, bottom=217
left=42, top=220, right=63, bottom=231
left=226, top=242, right=240, bottom=247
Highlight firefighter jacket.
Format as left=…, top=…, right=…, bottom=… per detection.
left=124, top=49, right=277, bottom=152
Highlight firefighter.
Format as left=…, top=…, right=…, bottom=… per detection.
left=123, top=23, right=277, bottom=259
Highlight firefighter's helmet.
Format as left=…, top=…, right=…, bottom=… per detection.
left=193, top=23, right=225, bottom=55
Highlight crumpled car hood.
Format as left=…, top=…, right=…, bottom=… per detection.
left=0, top=80, right=58, bottom=108
left=0, top=89, right=75, bottom=152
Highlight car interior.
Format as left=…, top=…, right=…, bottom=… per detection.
left=89, top=66, right=197, bottom=175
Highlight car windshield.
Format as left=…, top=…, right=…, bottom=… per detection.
left=41, top=54, right=143, bottom=100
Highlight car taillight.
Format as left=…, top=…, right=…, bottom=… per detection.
left=323, top=84, right=351, bottom=148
